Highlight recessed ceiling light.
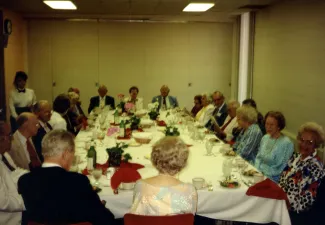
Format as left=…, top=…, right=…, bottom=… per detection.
left=43, top=1, right=77, bottom=10
left=183, top=3, right=215, bottom=12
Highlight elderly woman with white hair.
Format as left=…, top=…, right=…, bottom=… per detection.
left=194, top=93, right=215, bottom=126
left=279, top=122, right=325, bottom=225
left=232, top=106, right=263, bottom=162
left=130, top=137, right=197, bottom=215
left=214, top=100, right=240, bottom=142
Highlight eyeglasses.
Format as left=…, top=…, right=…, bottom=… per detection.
left=297, top=137, right=315, bottom=146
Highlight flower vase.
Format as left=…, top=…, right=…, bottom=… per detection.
left=130, top=123, right=139, bottom=131
left=108, top=152, right=122, bottom=167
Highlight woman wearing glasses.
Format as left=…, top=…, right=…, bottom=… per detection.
left=279, top=122, right=325, bottom=225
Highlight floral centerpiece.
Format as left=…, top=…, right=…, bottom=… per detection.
left=106, top=143, right=130, bottom=167
left=165, top=126, right=180, bottom=136
left=125, top=102, right=135, bottom=115
left=117, top=94, right=125, bottom=114
left=148, top=101, right=159, bottom=120
left=126, top=115, right=141, bottom=130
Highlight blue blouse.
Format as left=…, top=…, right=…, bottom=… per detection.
left=233, top=124, right=263, bottom=162
left=255, top=134, right=294, bottom=182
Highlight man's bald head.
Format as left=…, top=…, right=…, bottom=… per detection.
left=33, top=100, right=52, bottom=122
left=98, top=85, right=108, bottom=98
left=160, top=85, right=170, bottom=97
left=17, top=112, right=39, bottom=138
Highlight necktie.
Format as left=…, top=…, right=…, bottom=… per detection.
left=1, top=154, right=15, bottom=171
left=17, top=89, right=26, bottom=93
left=163, top=97, right=166, bottom=106
left=26, top=140, right=41, bottom=169
left=221, top=117, right=234, bottom=131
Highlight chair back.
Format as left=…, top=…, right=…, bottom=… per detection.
left=28, top=222, right=92, bottom=225
left=124, top=213, right=194, bottom=225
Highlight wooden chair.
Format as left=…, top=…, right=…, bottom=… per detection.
left=124, top=213, right=194, bottom=225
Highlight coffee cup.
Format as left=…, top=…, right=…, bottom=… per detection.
left=192, top=177, right=205, bottom=190
left=120, top=182, right=135, bottom=190
left=253, top=173, right=264, bottom=184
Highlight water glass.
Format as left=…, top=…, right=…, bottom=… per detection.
left=205, top=140, right=213, bottom=156
left=92, top=168, right=102, bottom=187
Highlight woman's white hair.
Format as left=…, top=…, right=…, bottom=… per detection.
left=298, top=122, right=325, bottom=148
left=201, top=92, right=213, bottom=104
left=228, top=100, right=240, bottom=109
left=236, top=105, right=258, bottom=124
left=42, top=130, right=75, bottom=158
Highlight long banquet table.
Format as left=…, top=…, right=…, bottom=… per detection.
left=74, top=110, right=291, bottom=225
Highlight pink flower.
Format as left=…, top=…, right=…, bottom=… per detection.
left=124, top=102, right=135, bottom=112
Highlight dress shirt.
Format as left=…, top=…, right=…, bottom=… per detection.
left=2, top=152, right=28, bottom=186
left=99, top=96, right=106, bottom=108
left=39, top=120, right=51, bottom=133
left=195, top=104, right=215, bottom=126
left=48, top=111, right=67, bottom=130
left=42, top=162, right=62, bottom=168
left=222, top=116, right=238, bottom=141
left=160, top=96, right=171, bottom=109
left=16, top=131, right=30, bottom=164
left=0, top=155, right=25, bottom=225
left=9, top=88, right=36, bottom=118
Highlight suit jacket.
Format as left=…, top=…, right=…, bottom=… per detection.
left=152, top=95, right=179, bottom=110
left=18, top=167, right=115, bottom=225
left=9, top=131, right=38, bottom=171
left=88, top=95, right=115, bottom=113
left=205, top=103, right=228, bottom=130
left=32, top=123, right=52, bottom=163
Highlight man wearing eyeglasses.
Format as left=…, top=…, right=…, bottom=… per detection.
left=205, top=91, right=228, bottom=131
left=0, top=121, right=25, bottom=225
left=9, top=112, right=41, bottom=171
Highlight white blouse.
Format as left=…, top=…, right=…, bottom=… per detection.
left=9, top=88, right=36, bottom=118
left=124, top=97, right=144, bottom=111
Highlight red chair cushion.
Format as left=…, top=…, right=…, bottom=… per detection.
left=124, top=213, right=194, bottom=225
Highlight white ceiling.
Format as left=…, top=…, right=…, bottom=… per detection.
left=0, top=0, right=282, bottom=22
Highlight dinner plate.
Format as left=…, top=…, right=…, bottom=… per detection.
left=129, top=142, right=141, bottom=147
left=118, top=187, right=134, bottom=191
left=219, top=180, right=241, bottom=189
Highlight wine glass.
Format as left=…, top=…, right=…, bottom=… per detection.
left=92, top=168, right=102, bottom=187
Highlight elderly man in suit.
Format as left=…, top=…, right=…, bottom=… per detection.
left=88, top=85, right=115, bottom=113
left=18, top=129, right=115, bottom=225
left=205, top=91, right=228, bottom=131
left=152, top=85, right=179, bottom=110
left=32, top=100, right=53, bottom=163
left=0, top=121, right=25, bottom=225
left=9, top=112, right=41, bottom=171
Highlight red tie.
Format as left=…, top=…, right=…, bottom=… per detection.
left=26, top=140, right=41, bottom=169
left=221, top=117, right=234, bottom=131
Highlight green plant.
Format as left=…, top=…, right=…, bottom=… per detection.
left=165, top=126, right=180, bottom=136
left=126, top=115, right=141, bottom=126
left=106, top=143, right=129, bottom=167
left=148, top=111, right=159, bottom=120
left=122, top=153, right=132, bottom=163
left=106, top=142, right=128, bottom=154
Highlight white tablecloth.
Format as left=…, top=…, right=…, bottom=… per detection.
left=74, top=111, right=291, bottom=225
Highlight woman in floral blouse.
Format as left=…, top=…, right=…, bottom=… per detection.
left=279, top=122, right=325, bottom=225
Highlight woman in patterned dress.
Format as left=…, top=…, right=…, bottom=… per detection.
left=279, top=122, right=325, bottom=225
left=255, top=111, right=294, bottom=182
left=130, top=137, right=197, bottom=215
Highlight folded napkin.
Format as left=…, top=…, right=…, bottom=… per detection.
left=120, top=161, right=144, bottom=170
left=246, top=178, right=289, bottom=207
left=111, top=168, right=141, bottom=190
left=107, top=127, right=119, bottom=136
left=157, top=120, right=167, bottom=126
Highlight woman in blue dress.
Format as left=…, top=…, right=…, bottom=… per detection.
left=255, top=111, right=294, bottom=182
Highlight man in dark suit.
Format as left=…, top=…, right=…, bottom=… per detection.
left=88, top=85, right=115, bottom=113
left=18, top=130, right=115, bottom=225
left=205, top=91, right=228, bottom=131
left=32, top=100, right=53, bottom=162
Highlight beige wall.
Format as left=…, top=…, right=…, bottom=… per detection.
left=27, top=20, right=234, bottom=112
left=2, top=9, right=28, bottom=119
left=253, top=0, right=325, bottom=136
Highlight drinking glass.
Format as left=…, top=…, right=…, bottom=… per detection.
left=92, top=168, right=102, bottom=187
left=205, top=140, right=213, bottom=156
